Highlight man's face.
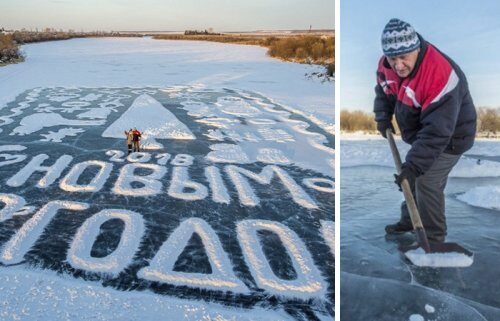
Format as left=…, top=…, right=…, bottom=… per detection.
left=386, top=48, right=420, bottom=78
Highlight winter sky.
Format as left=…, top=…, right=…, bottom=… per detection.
left=341, top=0, right=500, bottom=111
left=0, top=0, right=334, bottom=32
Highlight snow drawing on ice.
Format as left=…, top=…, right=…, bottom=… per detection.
left=0, top=86, right=333, bottom=320
left=138, top=218, right=250, bottom=293
left=102, top=94, right=196, bottom=150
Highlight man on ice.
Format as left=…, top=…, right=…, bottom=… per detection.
left=374, top=18, right=477, bottom=243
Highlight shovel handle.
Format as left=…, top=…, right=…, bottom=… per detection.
left=386, top=129, right=431, bottom=253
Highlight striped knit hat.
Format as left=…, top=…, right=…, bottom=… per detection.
left=381, top=18, right=421, bottom=57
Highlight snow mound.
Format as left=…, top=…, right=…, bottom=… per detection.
left=404, top=248, right=474, bottom=268
left=457, top=186, right=500, bottom=210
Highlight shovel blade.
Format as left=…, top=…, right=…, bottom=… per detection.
left=428, top=241, right=474, bottom=257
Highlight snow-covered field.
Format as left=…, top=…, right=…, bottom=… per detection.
left=341, top=137, right=500, bottom=320
left=0, top=38, right=334, bottom=320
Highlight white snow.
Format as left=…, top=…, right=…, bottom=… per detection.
left=404, top=247, right=474, bottom=268
left=0, top=193, right=27, bottom=222
left=102, top=94, right=195, bottom=149
left=341, top=139, right=500, bottom=178
left=320, top=220, right=335, bottom=256
left=12, top=112, right=104, bottom=136
left=457, top=186, right=500, bottom=210
left=112, top=163, right=167, bottom=196
left=205, top=166, right=231, bottom=204
left=0, top=267, right=293, bottom=321
left=236, top=219, right=327, bottom=300
left=206, top=143, right=251, bottom=164
left=303, top=177, right=335, bottom=193
left=59, top=160, right=113, bottom=193
left=6, top=154, right=73, bottom=188
left=425, top=304, right=435, bottom=313
left=0, top=145, right=27, bottom=167
left=40, top=127, right=85, bottom=142
left=167, top=166, right=209, bottom=201
left=1, top=201, right=89, bottom=264
left=67, top=209, right=145, bottom=276
left=225, top=165, right=318, bottom=209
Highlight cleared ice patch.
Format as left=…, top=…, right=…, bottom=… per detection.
left=457, top=186, right=500, bottom=210
left=404, top=248, right=474, bottom=268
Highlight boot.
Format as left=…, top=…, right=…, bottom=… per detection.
left=385, top=221, right=413, bottom=234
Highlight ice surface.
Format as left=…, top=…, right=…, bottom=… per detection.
left=341, top=139, right=500, bottom=320
left=404, top=248, right=474, bottom=268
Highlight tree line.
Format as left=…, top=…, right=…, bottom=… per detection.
left=340, top=108, right=500, bottom=137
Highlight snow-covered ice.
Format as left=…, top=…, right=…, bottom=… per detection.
left=0, top=38, right=333, bottom=320
left=341, top=137, right=500, bottom=320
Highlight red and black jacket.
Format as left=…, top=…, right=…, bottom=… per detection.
left=374, top=35, right=476, bottom=175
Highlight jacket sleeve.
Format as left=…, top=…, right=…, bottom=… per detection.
left=373, top=82, right=394, bottom=123
left=405, top=78, right=461, bottom=175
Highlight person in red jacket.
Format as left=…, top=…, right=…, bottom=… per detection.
left=374, top=19, right=477, bottom=243
left=132, top=128, right=142, bottom=152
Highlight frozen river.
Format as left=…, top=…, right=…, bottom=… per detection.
left=341, top=138, right=500, bottom=321
left=0, top=38, right=334, bottom=321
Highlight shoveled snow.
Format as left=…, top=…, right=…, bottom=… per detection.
left=404, top=247, right=474, bottom=268
left=102, top=94, right=195, bottom=149
left=457, top=186, right=500, bottom=210
left=12, top=112, right=104, bottom=136
left=0, top=267, right=293, bottom=321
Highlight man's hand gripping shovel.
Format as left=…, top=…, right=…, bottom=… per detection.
left=386, top=129, right=473, bottom=264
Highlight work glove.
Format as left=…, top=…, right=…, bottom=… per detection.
left=377, top=120, right=395, bottom=138
left=394, top=163, right=417, bottom=191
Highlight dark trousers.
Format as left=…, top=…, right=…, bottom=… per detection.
left=399, top=152, right=461, bottom=242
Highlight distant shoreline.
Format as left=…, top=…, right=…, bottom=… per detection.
left=341, top=131, right=500, bottom=141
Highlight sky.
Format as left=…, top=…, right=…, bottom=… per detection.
left=341, top=0, right=500, bottom=111
left=0, top=0, right=334, bottom=32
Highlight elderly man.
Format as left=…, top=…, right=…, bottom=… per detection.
left=374, top=18, right=477, bottom=242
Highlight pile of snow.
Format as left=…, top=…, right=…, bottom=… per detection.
left=457, top=186, right=500, bottom=210
left=404, top=248, right=474, bottom=268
